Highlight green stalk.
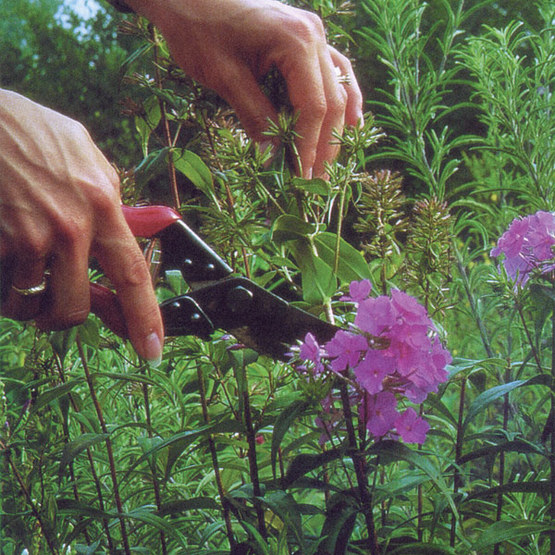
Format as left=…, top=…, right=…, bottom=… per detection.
left=5, top=449, right=58, bottom=554
left=454, top=246, right=494, bottom=358
left=239, top=367, right=267, bottom=538
left=54, top=355, right=114, bottom=550
left=77, top=337, right=131, bottom=555
left=196, top=366, right=236, bottom=548
left=493, top=361, right=511, bottom=555
left=150, top=24, right=180, bottom=209
left=142, top=381, right=167, bottom=554
left=450, top=376, right=466, bottom=548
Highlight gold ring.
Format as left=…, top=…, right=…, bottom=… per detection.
left=11, top=272, right=50, bottom=297
left=338, top=73, right=351, bottom=86
left=334, top=66, right=351, bottom=86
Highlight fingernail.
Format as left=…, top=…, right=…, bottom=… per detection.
left=143, top=331, right=163, bottom=367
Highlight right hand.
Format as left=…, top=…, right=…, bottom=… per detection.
left=0, top=90, right=163, bottom=363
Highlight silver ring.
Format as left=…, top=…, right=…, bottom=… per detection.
left=11, top=271, right=50, bottom=297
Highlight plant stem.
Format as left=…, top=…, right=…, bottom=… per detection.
left=450, top=376, right=466, bottom=548
left=493, top=360, right=511, bottom=555
left=455, top=246, right=494, bottom=358
left=196, top=366, right=236, bottom=548
left=241, top=376, right=267, bottom=538
left=515, top=299, right=544, bottom=373
left=142, top=381, right=167, bottom=554
left=339, top=384, right=380, bottom=555
left=150, top=24, right=180, bottom=209
left=54, top=355, right=114, bottom=550
left=4, top=448, right=58, bottom=554
left=77, top=337, right=131, bottom=555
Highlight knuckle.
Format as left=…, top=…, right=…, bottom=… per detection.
left=310, top=98, right=328, bottom=121
left=42, top=307, right=90, bottom=331
left=117, top=255, right=151, bottom=291
left=288, top=12, right=325, bottom=43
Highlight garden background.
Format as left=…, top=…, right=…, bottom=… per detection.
left=1, top=0, right=554, bottom=553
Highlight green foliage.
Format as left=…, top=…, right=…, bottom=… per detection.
left=2, top=0, right=555, bottom=553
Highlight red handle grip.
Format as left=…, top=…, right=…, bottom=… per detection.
left=89, top=205, right=180, bottom=337
left=90, top=282, right=128, bottom=338
left=122, top=204, right=181, bottom=237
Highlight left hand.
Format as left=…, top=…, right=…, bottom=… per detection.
left=126, top=0, right=364, bottom=178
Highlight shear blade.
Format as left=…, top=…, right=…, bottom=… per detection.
left=169, top=277, right=338, bottom=359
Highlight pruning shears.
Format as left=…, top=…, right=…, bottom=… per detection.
left=90, top=205, right=338, bottom=359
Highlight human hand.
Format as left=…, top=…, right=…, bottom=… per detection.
left=0, top=90, right=164, bottom=363
left=126, top=0, right=363, bottom=178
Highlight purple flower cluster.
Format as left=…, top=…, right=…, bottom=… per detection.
left=491, top=211, right=555, bottom=286
left=297, top=280, right=451, bottom=445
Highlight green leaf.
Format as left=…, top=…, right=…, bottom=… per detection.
left=49, top=328, right=77, bottom=362
left=292, top=241, right=337, bottom=305
left=58, top=433, right=108, bottom=479
left=122, top=420, right=244, bottom=483
left=172, top=149, right=216, bottom=203
left=463, top=375, right=551, bottom=430
left=134, top=146, right=170, bottom=187
left=367, top=440, right=457, bottom=518
left=465, top=480, right=549, bottom=501
left=389, top=544, right=456, bottom=555
left=318, top=493, right=358, bottom=555
left=314, top=232, right=372, bottom=283
left=272, top=214, right=317, bottom=244
left=271, top=400, right=312, bottom=479
left=283, top=447, right=347, bottom=487
left=468, top=520, right=555, bottom=553
left=258, top=491, right=305, bottom=549
left=135, top=94, right=161, bottom=156
left=157, top=497, right=220, bottom=515
left=291, top=177, right=331, bottom=196
left=29, top=379, right=83, bottom=416
left=457, top=439, right=544, bottom=465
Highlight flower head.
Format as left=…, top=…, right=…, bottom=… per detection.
left=341, top=279, right=372, bottom=303
left=298, top=332, right=326, bottom=373
left=293, top=281, right=450, bottom=446
left=395, top=407, right=430, bottom=444
left=325, top=330, right=368, bottom=373
left=491, top=211, right=555, bottom=286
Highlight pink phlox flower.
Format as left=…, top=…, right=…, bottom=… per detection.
left=354, top=350, right=396, bottom=394
left=395, top=407, right=430, bottom=444
left=341, top=279, right=372, bottom=304
left=355, top=296, right=396, bottom=336
left=326, top=330, right=369, bottom=373
left=298, top=332, right=326, bottom=373
left=363, top=391, right=399, bottom=438
left=491, top=211, right=555, bottom=286
left=391, top=289, right=431, bottom=327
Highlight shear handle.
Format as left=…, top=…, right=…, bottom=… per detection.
left=90, top=205, right=232, bottom=338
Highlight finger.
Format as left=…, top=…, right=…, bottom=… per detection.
left=93, top=213, right=164, bottom=364
left=329, top=46, right=364, bottom=128
left=35, top=242, right=91, bottom=331
left=3, top=256, right=49, bottom=321
left=279, top=45, right=327, bottom=178
left=312, top=47, right=348, bottom=177
left=209, top=58, right=280, bottom=145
